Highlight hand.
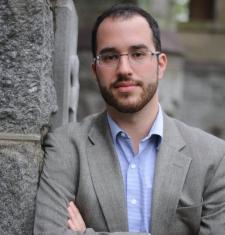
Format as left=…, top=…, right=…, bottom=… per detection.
left=67, top=201, right=86, bottom=232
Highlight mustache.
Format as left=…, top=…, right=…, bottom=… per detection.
left=111, top=75, right=143, bottom=88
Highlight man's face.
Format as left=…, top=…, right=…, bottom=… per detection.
left=92, top=15, right=167, bottom=113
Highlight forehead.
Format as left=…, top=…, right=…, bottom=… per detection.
left=96, top=15, right=154, bottom=52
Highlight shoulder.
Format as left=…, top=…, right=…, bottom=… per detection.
left=45, top=112, right=106, bottom=145
left=167, top=115, right=225, bottom=157
left=174, top=117, right=224, bottom=145
left=163, top=115, right=225, bottom=185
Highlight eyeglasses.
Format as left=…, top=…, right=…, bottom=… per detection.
left=94, top=49, right=160, bottom=68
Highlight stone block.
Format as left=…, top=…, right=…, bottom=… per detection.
left=0, top=0, right=57, bottom=134
left=0, top=0, right=58, bottom=234
left=0, top=134, right=42, bottom=235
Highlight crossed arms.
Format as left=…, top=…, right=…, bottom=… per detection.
left=33, top=130, right=149, bottom=235
left=34, top=122, right=225, bottom=235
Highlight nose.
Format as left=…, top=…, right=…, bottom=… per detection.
left=116, top=54, right=133, bottom=76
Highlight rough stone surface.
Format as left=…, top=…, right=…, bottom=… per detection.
left=0, top=0, right=57, bottom=234
left=0, top=0, right=57, bottom=134
left=0, top=139, right=42, bottom=235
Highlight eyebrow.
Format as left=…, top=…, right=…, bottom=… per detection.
left=98, top=44, right=149, bottom=55
left=98, top=47, right=117, bottom=55
left=130, top=44, right=148, bottom=50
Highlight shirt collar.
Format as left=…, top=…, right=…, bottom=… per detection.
left=107, top=104, right=163, bottom=148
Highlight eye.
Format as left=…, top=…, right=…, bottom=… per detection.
left=131, top=50, right=147, bottom=60
left=101, top=53, right=119, bottom=63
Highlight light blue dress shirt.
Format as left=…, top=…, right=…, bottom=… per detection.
left=107, top=106, right=163, bottom=233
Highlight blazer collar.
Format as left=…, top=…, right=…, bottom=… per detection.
left=87, top=112, right=192, bottom=234
left=87, top=112, right=128, bottom=232
left=151, top=113, right=192, bottom=235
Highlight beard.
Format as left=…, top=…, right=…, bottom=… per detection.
left=96, top=74, right=158, bottom=113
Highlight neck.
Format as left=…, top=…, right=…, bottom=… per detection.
left=107, top=95, right=159, bottom=153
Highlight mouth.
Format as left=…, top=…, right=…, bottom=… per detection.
left=113, top=81, right=140, bottom=93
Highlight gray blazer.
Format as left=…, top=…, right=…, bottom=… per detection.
left=34, top=112, right=225, bottom=235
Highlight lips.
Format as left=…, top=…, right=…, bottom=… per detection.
left=114, top=81, right=137, bottom=88
left=113, top=80, right=140, bottom=93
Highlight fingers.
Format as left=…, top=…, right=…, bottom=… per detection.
left=67, top=201, right=86, bottom=232
left=68, top=218, right=77, bottom=231
left=68, top=201, right=86, bottom=229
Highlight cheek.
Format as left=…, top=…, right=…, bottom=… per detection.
left=135, top=64, right=158, bottom=80
left=96, top=68, right=115, bottom=86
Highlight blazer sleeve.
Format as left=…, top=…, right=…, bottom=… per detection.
left=34, top=131, right=79, bottom=234
left=34, top=131, right=150, bottom=235
left=199, top=154, right=225, bottom=235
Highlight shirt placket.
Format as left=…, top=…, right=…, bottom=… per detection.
left=122, top=137, right=142, bottom=232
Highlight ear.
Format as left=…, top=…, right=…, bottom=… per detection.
left=157, top=53, right=167, bottom=80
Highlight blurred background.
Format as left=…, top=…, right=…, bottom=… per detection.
left=76, top=0, right=225, bottom=139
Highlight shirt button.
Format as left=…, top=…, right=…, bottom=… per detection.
left=131, top=164, right=136, bottom=169
left=131, top=199, right=137, bottom=204
left=121, top=132, right=126, bottom=137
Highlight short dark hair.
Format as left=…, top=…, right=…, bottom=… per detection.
left=91, top=3, right=161, bottom=58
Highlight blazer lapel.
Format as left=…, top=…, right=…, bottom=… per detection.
left=151, top=114, right=192, bottom=235
left=87, top=112, right=128, bottom=232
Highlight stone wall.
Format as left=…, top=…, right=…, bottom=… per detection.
left=0, top=0, right=57, bottom=134
left=0, top=0, right=57, bottom=234
left=0, top=135, right=42, bottom=235
left=0, top=0, right=79, bottom=233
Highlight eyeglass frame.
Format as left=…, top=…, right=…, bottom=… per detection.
left=93, top=49, right=161, bottom=68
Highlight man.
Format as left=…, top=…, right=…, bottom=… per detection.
left=34, top=4, right=225, bottom=235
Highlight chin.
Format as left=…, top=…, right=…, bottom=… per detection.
left=113, top=102, right=147, bottom=113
